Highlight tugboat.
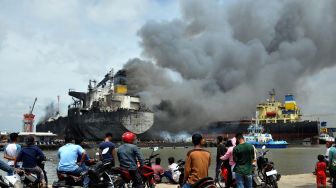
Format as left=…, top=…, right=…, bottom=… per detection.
left=318, top=133, right=334, bottom=144
left=244, top=123, right=288, bottom=149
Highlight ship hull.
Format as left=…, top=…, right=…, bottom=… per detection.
left=202, top=121, right=320, bottom=144
left=36, top=110, right=154, bottom=141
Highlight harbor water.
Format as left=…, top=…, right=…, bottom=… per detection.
left=0, top=145, right=327, bottom=183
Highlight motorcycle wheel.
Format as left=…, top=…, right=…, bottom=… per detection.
left=114, top=177, right=126, bottom=188
left=271, top=180, right=278, bottom=188
left=258, top=170, right=265, bottom=182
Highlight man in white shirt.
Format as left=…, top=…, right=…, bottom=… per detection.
left=4, top=133, right=21, bottom=175
left=326, top=142, right=332, bottom=161
left=163, top=157, right=181, bottom=184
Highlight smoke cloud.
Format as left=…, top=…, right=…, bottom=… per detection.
left=124, top=0, right=336, bottom=132
left=38, top=102, right=58, bottom=123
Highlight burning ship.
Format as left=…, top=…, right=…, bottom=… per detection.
left=202, top=89, right=320, bottom=143
left=36, top=69, right=154, bottom=141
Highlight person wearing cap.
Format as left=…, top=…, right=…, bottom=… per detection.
left=182, top=133, right=211, bottom=188
left=117, top=132, right=144, bottom=188
left=4, top=133, right=21, bottom=175
left=14, top=136, right=47, bottom=188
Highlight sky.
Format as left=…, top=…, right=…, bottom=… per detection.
left=0, top=0, right=180, bottom=131
left=0, top=0, right=335, bottom=132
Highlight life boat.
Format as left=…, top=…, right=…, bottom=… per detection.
left=266, top=111, right=277, bottom=117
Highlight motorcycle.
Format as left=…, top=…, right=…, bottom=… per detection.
left=175, top=159, right=185, bottom=187
left=53, top=148, right=120, bottom=188
left=115, top=147, right=158, bottom=188
left=175, top=159, right=215, bottom=188
left=256, top=146, right=281, bottom=188
left=16, top=168, right=42, bottom=188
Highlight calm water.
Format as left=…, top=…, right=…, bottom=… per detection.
left=0, top=145, right=327, bottom=183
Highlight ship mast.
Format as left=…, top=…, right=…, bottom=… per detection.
left=269, top=88, right=276, bottom=102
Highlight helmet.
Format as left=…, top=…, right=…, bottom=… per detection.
left=122, top=132, right=136, bottom=143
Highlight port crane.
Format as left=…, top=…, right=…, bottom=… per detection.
left=23, top=97, right=37, bottom=132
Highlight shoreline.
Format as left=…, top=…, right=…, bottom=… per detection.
left=45, top=173, right=325, bottom=188
left=154, top=173, right=324, bottom=188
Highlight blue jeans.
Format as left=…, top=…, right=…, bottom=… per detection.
left=0, top=160, right=13, bottom=175
left=68, top=166, right=90, bottom=187
left=182, top=182, right=191, bottom=188
left=163, top=171, right=176, bottom=183
left=236, top=173, right=252, bottom=188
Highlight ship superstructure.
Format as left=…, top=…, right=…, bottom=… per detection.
left=256, top=89, right=301, bottom=124
left=37, top=69, right=154, bottom=140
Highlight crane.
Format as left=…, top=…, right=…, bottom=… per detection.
left=23, top=97, right=37, bottom=132
left=30, top=97, right=37, bottom=114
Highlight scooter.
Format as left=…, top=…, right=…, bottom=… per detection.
left=256, top=146, right=281, bottom=188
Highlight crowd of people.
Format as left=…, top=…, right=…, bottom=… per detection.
left=0, top=132, right=258, bottom=188
left=316, top=140, right=336, bottom=188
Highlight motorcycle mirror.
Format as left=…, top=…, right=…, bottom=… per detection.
left=153, top=146, right=159, bottom=152
left=262, top=145, right=266, bottom=150
left=102, top=148, right=109, bottom=155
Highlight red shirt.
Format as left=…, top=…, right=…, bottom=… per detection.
left=316, top=161, right=327, bottom=177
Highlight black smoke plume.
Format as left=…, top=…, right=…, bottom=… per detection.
left=124, top=0, right=336, bottom=132
left=38, top=102, right=58, bottom=123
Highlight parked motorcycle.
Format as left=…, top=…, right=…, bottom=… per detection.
left=175, top=159, right=185, bottom=187
left=256, top=146, right=281, bottom=188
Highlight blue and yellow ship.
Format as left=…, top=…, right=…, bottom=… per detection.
left=202, top=89, right=320, bottom=144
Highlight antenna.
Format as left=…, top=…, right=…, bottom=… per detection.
left=57, top=95, right=60, bottom=115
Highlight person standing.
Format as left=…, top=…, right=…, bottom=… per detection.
left=99, top=133, right=116, bottom=165
left=220, top=139, right=236, bottom=187
left=4, top=133, right=21, bottom=175
left=117, top=132, right=144, bottom=188
left=233, top=133, right=254, bottom=188
left=183, top=133, right=211, bottom=188
left=316, top=155, right=327, bottom=188
left=216, top=136, right=227, bottom=181
left=328, top=142, right=336, bottom=187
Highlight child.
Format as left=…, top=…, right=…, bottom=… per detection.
left=316, top=154, right=327, bottom=188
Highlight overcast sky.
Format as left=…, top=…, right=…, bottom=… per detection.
left=0, top=0, right=335, bottom=132
left=0, top=0, right=180, bottom=132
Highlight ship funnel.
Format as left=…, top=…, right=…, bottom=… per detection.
left=284, top=94, right=297, bottom=113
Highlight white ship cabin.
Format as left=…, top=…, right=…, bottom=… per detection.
left=18, top=131, right=57, bottom=145
left=244, top=124, right=273, bottom=143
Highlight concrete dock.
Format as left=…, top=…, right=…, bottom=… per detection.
left=153, top=173, right=328, bottom=188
